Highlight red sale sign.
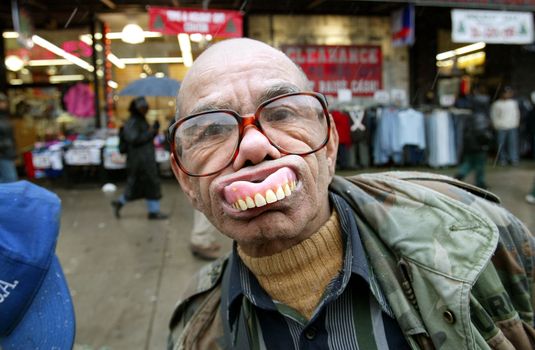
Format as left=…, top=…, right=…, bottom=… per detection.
left=282, top=45, right=383, bottom=97
left=148, top=7, right=243, bottom=38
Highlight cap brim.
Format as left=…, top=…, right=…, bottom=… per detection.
left=0, top=256, right=75, bottom=350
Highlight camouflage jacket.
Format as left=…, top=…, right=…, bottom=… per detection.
left=168, top=171, right=535, bottom=350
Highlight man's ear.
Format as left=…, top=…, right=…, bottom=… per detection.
left=325, top=114, right=339, bottom=177
left=170, top=153, right=198, bottom=208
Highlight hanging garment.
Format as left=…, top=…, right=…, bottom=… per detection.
left=426, top=109, right=457, bottom=167
left=63, top=83, right=95, bottom=118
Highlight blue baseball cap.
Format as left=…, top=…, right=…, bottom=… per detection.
left=0, top=181, right=75, bottom=349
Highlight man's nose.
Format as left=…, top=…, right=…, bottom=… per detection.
left=233, top=125, right=281, bottom=170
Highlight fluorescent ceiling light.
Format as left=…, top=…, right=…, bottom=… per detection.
left=120, top=57, right=184, bottom=65
left=107, top=31, right=162, bottom=40
left=107, top=53, right=125, bottom=69
left=108, top=80, right=119, bottom=89
left=79, top=31, right=162, bottom=45
left=121, top=24, right=145, bottom=44
left=189, top=33, right=203, bottom=42
left=190, top=33, right=213, bottom=42
left=5, top=55, right=24, bottom=71
left=100, top=0, right=116, bottom=9
left=32, top=35, right=94, bottom=72
left=79, top=34, right=93, bottom=46
left=3, top=32, right=19, bottom=39
left=436, top=60, right=454, bottom=68
left=29, top=59, right=73, bottom=67
left=436, top=42, right=486, bottom=61
left=49, top=74, right=85, bottom=83
left=178, top=33, right=193, bottom=67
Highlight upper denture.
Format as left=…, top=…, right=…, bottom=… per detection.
left=223, top=167, right=297, bottom=210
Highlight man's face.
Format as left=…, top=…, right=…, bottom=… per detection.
left=172, top=40, right=338, bottom=256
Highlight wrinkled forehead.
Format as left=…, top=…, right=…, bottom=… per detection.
left=177, top=39, right=308, bottom=118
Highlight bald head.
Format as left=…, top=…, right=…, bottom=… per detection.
left=176, top=38, right=309, bottom=119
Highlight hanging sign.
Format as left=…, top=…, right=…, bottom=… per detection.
left=148, top=7, right=243, bottom=38
left=282, top=45, right=383, bottom=97
left=452, top=9, right=534, bottom=44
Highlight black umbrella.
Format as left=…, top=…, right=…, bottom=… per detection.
left=118, top=76, right=181, bottom=97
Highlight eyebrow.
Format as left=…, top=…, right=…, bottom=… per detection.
left=188, top=102, right=234, bottom=115
left=184, top=83, right=303, bottom=117
left=255, top=83, right=302, bottom=106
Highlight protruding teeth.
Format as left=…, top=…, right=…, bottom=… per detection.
left=254, top=193, right=267, bottom=207
left=238, top=199, right=248, bottom=211
left=276, top=186, right=285, bottom=200
left=245, top=196, right=255, bottom=208
left=265, top=189, right=277, bottom=203
left=290, top=181, right=296, bottom=190
left=283, top=183, right=292, bottom=196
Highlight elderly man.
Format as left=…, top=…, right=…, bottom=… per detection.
left=168, top=38, right=535, bottom=349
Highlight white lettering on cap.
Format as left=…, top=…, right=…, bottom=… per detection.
left=0, top=280, right=19, bottom=303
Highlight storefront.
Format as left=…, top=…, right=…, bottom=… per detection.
left=411, top=2, right=535, bottom=105
left=2, top=0, right=535, bottom=178
left=247, top=12, right=410, bottom=105
left=2, top=5, right=243, bottom=179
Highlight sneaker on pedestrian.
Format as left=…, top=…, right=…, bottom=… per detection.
left=526, top=194, right=535, bottom=204
left=148, top=212, right=169, bottom=220
left=111, top=200, right=123, bottom=219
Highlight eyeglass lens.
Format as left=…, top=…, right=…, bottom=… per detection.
left=174, top=94, right=328, bottom=176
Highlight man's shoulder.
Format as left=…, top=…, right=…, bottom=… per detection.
left=340, top=170, right=501, bottom=204
left=169, top=256, right=227, bottom=330
left=168, top=256, right=228, bottom=350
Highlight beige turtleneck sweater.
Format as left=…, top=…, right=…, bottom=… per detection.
left=237, top=210, right=343, bottom=319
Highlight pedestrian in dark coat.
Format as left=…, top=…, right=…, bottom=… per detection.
left=111, top=97, right=167, bottom=220
left=454, top=86, right=492, bottom=189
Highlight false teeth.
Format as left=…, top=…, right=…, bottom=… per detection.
left=233, top=180, right=297, bottom=211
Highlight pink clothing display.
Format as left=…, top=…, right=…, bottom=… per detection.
left=64, top=83, right=95, bottom=118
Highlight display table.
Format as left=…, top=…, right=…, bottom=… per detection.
left=27, top=133, right=170, bottom=181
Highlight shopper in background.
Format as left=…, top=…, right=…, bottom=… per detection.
left=189, top=209, right=222, bottom=260
left=0, top=92, right=18, bottom=183
left=331, top=110, right=352, bottom=170
left=454, top=84, right=493, bottom=189
left=111, top=97, right=168, bottom=220
left=490, top=86, right=521, bottom=166
left=526, top=180, right=535, bottom=204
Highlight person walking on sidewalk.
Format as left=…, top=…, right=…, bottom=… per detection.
left=0, top=92, right=18, bottom=183
left=454, top=85, right=492, bottom=189
left=490, top=86, right=520, bottom=166
left=111, top=97, right=167, bottom=220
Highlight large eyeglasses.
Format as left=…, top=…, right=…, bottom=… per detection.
left=168, top=91, right=331, bottom=177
